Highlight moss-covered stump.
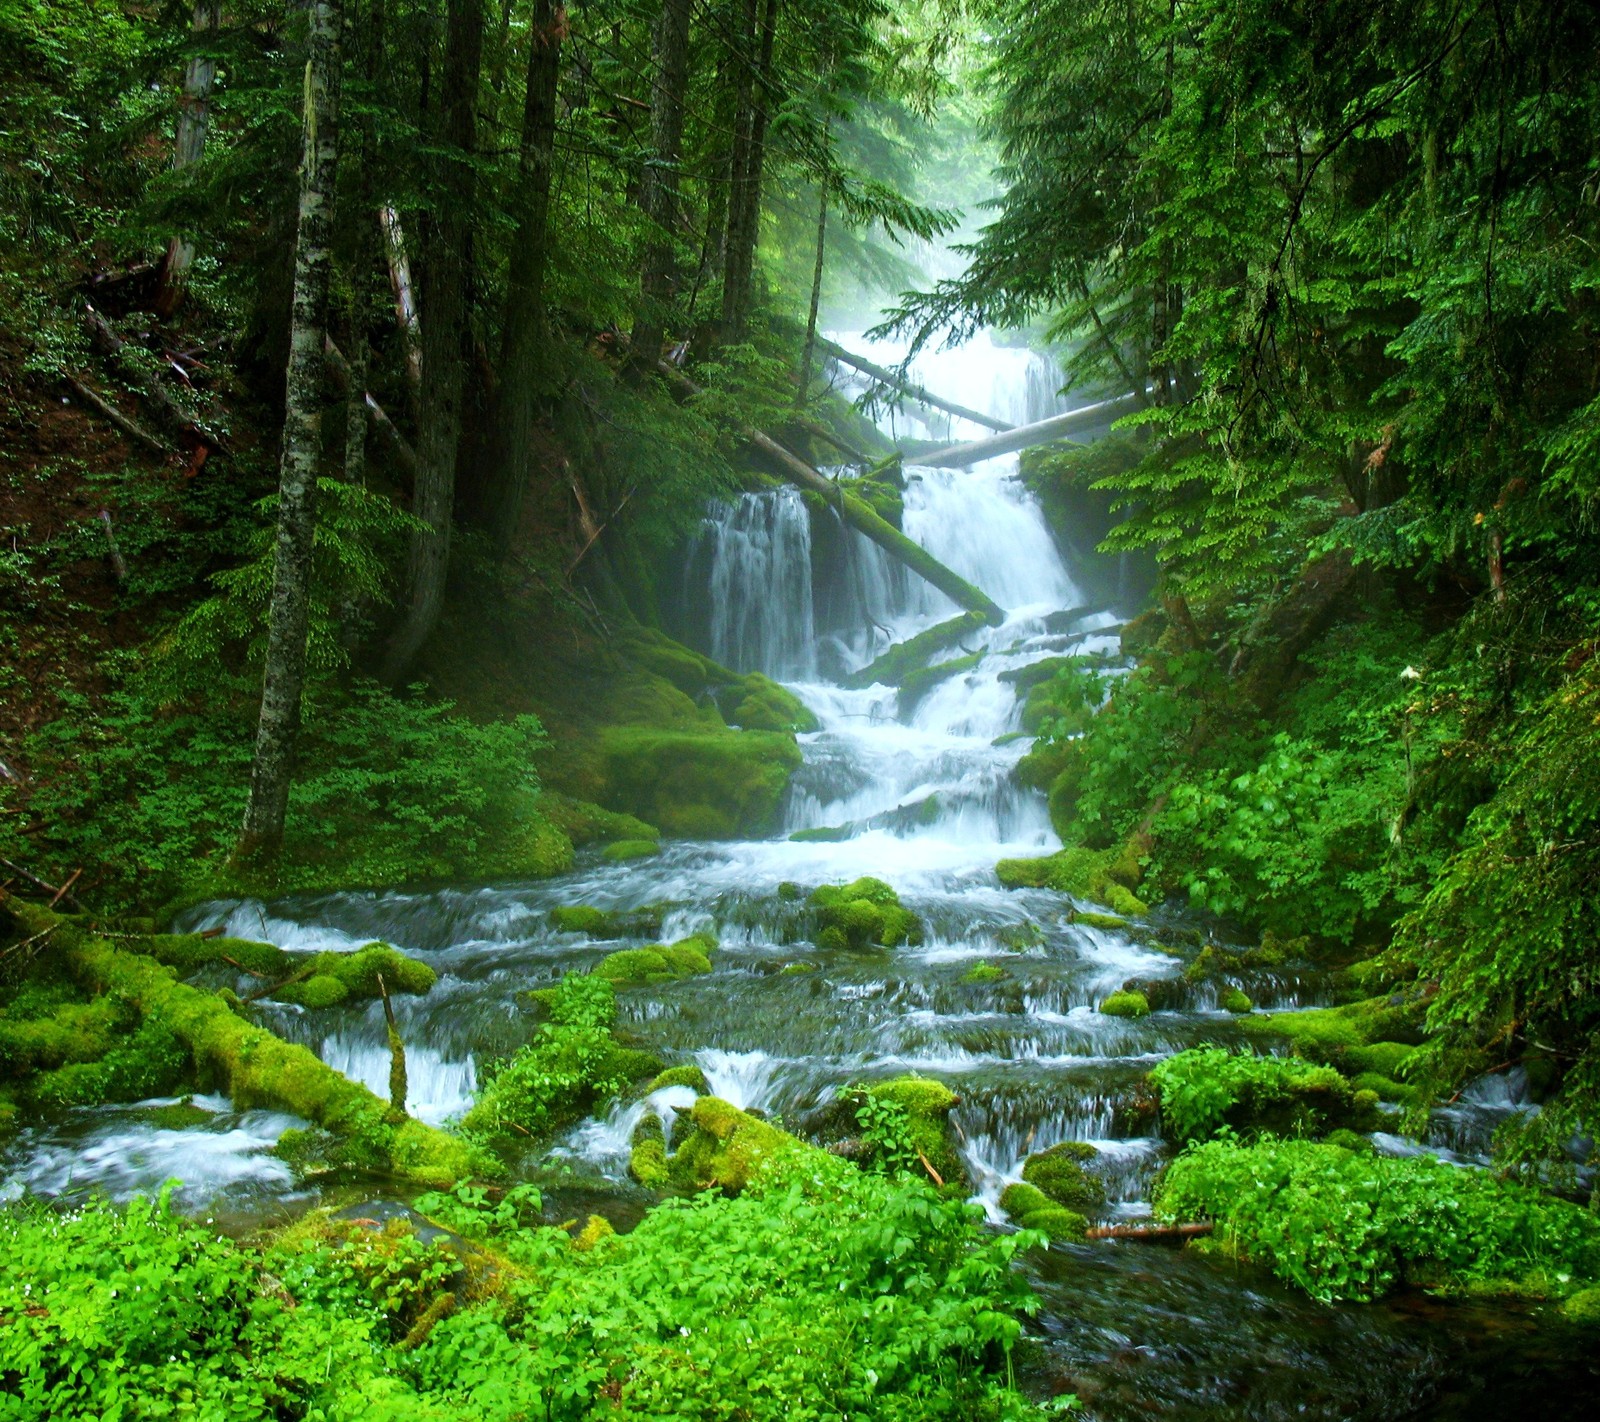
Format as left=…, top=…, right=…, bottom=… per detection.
left=999, top=1182, right=1088, bottom=1242
left=1099, top=989, right=1150, bottom=1018
left=808, top=877, right=923, bottom=950
left=594, top=934, right=715, bottom=986
left=1148, top=1047, right=1381, bottom=1145
left=1021, top=1140, right=1106, bottom=1215
left=2, top=898, right=474, bottom=1185
left=996, top=843, right=1148, bottom=917
left=549, top=905, right=666, bottom=939
left=669, top=1096, right=812, bottom=1192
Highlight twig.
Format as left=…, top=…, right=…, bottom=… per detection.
left=916, top=1150, right=945, bottom=1189
left=221, top=955, right=274, bottom=980
left=242, top=963, right=315, bottom=1004
left=1085, top=1221, right=1213, bottom=1241
left=60, top=373, right=167, bottom=453
left=47, top=868, right=83, bottom=909
left=0, top=856, right=88, bottom=914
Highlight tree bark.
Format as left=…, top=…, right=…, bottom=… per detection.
left=381, top=0, right=484, bottom=683
left=912, top=394, right=1143, bottom=468
left=797, top=169, right=828, bottom=405
left=239, top=0, right=343, bottom=860
left=717, top=0, right=759, bottom=343
left=631, top=0, right=693, bottom=368
left=379, top=204, right=423, bottom=420
left=485, top=0, right=564, bottom=549
left=153, top=0, right=222, bottom=318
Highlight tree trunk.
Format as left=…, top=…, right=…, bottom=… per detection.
left=238, top=0, right=343, bottom=860
left=717, top=0, right=758, bottom=343
left=153, top=0, right=222, bottom=318
left=380, top=204, right=423, bottom=420
left=631, top=0, right=693, bottom=368
left=381, top=0, right=484, bottom=683
left=797, top=165, right=828, bottom=405
left=484, top=0, right=564, bottom=549
left=720, top=0, right=778, bottom=343
left=817, top=336, right=1012, bottom=434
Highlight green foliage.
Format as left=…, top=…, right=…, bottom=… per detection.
left=1149, top=1048, right=1366, bottom=1144
left=808, top=877, right=925, bottom=949
left=1157, top=1138, right=1600, bottom=1302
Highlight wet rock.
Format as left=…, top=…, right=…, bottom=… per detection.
left=1022, top=1140, right=1107, bottom=1215
left=1099, top=989, right=1150, bottom=1018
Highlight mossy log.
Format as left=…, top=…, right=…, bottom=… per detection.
left=658, top=363, right=1004, bottom=625
left=844, top=611, right=990, bottom=690
left=4, top=898, right=474, bottom=1186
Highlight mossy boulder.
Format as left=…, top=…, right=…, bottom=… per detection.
left=961, top=961, right=1009, bottom=985
left=668, top=1096, right=810, bottom=1192
left=1561, top=1287, right=1600, bottom=1325
left=996, top=844, right=1148, bottom=917
left=538, top=792, right=660, bottom=849
left=999, top=1181, right=1088, bottom=1242
left=647, top=1064, right=708, bottom=1094
left=808, top=878, right=923, bottom=950
left=1072, top=911, right=1129, bottom=932
left=996, top=921, right=1045, bottom=952
left=276, top=943, right=437, bottom=1009
left=1149, top=1047, right=1381, bottom=1144
left=1219, top=986, right=1254, bottom=1014
left=601, top=839, right=661, bottom=862
left=594, top=936, right=715, bottom=987
left=1021, top=1140, right=1106, bottom=1215
left=1099, top=989, right=1150, bottom=1018
left=1242, top=997, right=1424, bottom=1082
left=572, top=1214, right=616, bottom=1252
left=855, top=1076, right=968, bottom=1191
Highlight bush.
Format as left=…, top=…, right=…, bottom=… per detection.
left=1156, top=1137, right=1600, bottom=1302
left=1148, top=1047, right=1369, bottom=1143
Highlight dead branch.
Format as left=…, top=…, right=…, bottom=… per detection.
left=60, top=373, right=168, bottom=454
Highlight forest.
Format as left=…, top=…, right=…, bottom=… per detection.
left=1, top=0, right=1598, bottom=1417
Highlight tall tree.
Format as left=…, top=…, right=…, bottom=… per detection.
left=485, top=0, right=565, bottom=548
left=719, top=0, right=780, bottom=344
left=382, top=0, right=485, bottom=681
left=632, top=0, right=693, bottom=367
left=153, top=0, right=222, bottom=318
left=238, top=0, right=344, bottom=859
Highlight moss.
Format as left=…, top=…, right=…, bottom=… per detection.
left=1219, top=986, right=1254, bottom=1014
left=779, top=961, right=818, bottom=975
left=275, top=943, right=438, bottom=1009
left=28, top=1017, right=191, bottom=1110
left=602, top=839, right=661, bottom=862
left=1242, top=997, right=1426, bottom=1079
left=550, top=905, right=666, bottom=940
left=1323, top=1128, right=1377, bottom=1154
left=1099, top=990, right=1150, bottom=1018
left=996, top=846, right=1149, bottom=916
left=669, top=1095, right=811, bottom=1193
left=1073, top=911, right=1129, bottom=931
left=3, top=900, right=475, bottom=1186
left=1351, top=1070, right=1416, bottom=1103
left=594, top=937, right=714, bottom=987
left=999, top=1181, right=1052, bottom=1219
left=899, top=653, right=984, bottom=717
left=0, top=994, right=123, bottom=1075
left=140, top=1099, right=215, bottom=1131
left=630, top=1134, right=671, bottom=1188
left=808, top=878, right=924, bottom=949
left=1022, top=1141, right=1105, bottom=1214
left=572, top=1215, right=616, bottom=1252
left=0, top=1087, right=15, bottom=1138
left=719, top=673, right=819, bottom=734
left=1561, top=1287, right=1600, bottom=1325
left=961, top=962, right=1009, bottom=985
left=776, top=881, right=803, bottom=901
left=539, top=791, right=660, bottom=848
left=588, top=725, right=803, bottom=838
left=648, top=1064, right=708, bottom=1094
left=999, top=1181, right=1089, bottom=1242
left=862, top=1077, right=967, bottom=1190
left=146, top=935, right=290, bottom=979
left=789, top=825, right=853, bottom=843
left=844, top=612, right=990, bottom=690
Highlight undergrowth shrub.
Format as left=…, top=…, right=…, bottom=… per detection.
left=1148, top=1047, right=1362, bottom=1143
left=1156, top=1137, right=1600, bottom=1302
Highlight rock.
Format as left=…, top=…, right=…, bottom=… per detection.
left=999, top=1182, right=1088, bottom=1241
left=807, top=878, right=923, bottom=949
left=961, top=961, right=1009, bottom=984
left=1099, top=989, right=1150, bottom=1018
left=1219, top=986, right=1254, bottom=1014
left=1021, top=1141, right=1106, bottom=1215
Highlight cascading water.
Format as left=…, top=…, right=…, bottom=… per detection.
left=4, top=331, right=1588, bottom=1418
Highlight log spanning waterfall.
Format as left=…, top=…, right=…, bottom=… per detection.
left=0, top=332, right=1564, bottom=1420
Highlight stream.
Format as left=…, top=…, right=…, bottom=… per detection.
left=5, top=333, right=1597, bottom=1418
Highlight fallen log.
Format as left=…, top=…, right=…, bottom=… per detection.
left=2, top=897, right=473, bottom=1187
left=659, top=362, right=1005, bottom=625
left=819, top=336, right=1012, bottom=434
left=82, top=304, right=222, bottom=452
left=844, top=610, right=989, bottom=689
left=60, top=373, right=168, bottom=454
left=1085, top=1221, right=1214, bottom=1242
left=913, top=392, right=1143, bottom=468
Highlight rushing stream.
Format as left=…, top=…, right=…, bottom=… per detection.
left=6, top=334, right=1597, bottom=1417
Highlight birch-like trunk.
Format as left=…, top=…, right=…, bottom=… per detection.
left=485, top=0, right=563, bottom=548
left=238, top=0, right=343, bottom=860
left=153, top=0, right=222, bottom=317
left=631, top=0, right=693, bottom=368
left=380, top=0, right=484, bottom=682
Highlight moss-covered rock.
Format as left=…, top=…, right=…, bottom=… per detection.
left=594, top=936, right=715, bottom=986
left=1021, top=1140, right=1106, bottom=1215
left=1561, top=1287, right=1600, bottom=1325
left=1072, top=911, right=1129, bottom=932
left=1219, top=985, right=1254, bottom=1014
left=549, top=905, right=666, bottom=939
left=1099, top=989, right=1150, bottom=1018
left=668, top=1096, right=811, bottom=1192
left=996, top=844, right=1148, bottom=917
left=1241, top=997, right=1424, bottom=1082
left=808, top=878, right=923, bottom=949
left=572, top=1214, right=616, bottom=1252
left=538, top=792, right=660, bottom=849
left=647, top=1064, right=708, bottom=1094
left=857, top=1077, right=968, bottom=1191
left=999, top=1181, right=1089, bottom=1242
left=602, top=839, right=661, bottom=862
left=996, top=921, right=1045, bottom=952
left=961, top=961, right=1009, bottom=985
